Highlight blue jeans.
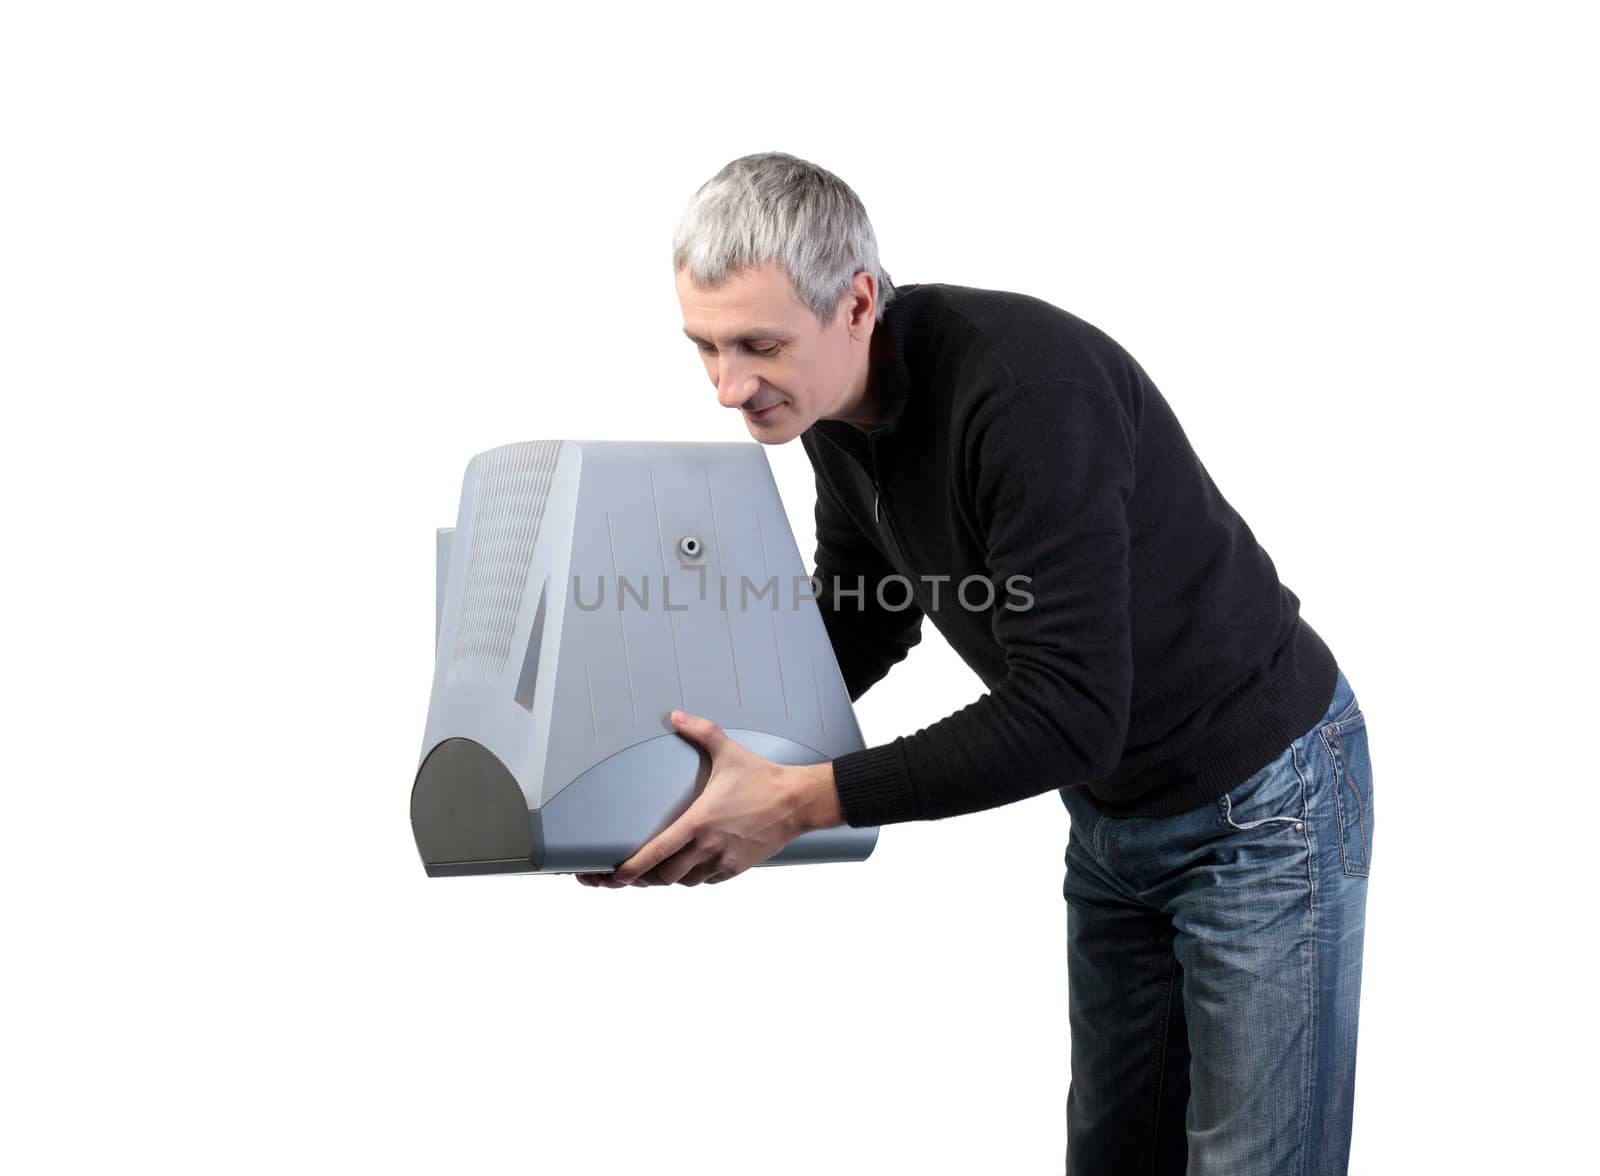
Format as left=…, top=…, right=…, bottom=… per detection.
left=1060, top=666, right=1372, bottom=1175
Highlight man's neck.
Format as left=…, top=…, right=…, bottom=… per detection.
left=836, top=327, right=892, bottom=434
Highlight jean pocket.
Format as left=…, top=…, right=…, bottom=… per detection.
left=1216, top=743, right=1307, bottom=834
left=1319, top=707, right=1374, bottom=877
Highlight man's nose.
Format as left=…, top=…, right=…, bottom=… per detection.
left=714, top=358, right=759, bottom=409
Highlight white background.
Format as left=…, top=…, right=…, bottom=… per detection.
left=3, top=2, right=1594, bottom=1172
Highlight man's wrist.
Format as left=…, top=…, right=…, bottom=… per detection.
left=788, top=760, right=845, bottom=833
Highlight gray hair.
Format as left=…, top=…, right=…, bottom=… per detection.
left=672, top=151, right=897, bottom=328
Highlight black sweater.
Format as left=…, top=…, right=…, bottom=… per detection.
left=803, top=282, right=1338, bottom=826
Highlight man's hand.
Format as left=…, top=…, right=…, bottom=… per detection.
left=575, top=710, right=842, bottom=888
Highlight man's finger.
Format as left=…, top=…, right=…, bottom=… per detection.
left=670, top=710, right=730, bottom=757
left=677, top=858, right=724, bottom=886
left=612, top=812, right=698, bottom=884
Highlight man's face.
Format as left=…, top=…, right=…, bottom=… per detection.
left=676, top=261, right=873, bottom=443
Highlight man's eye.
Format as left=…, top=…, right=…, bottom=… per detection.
left=696, top=342, right=779, bottom=357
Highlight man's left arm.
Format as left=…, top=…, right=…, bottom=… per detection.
left=818, top=377, right=1137, bottom=828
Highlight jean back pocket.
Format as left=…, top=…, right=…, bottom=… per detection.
left=1319, top=706, right=1374, bottom=877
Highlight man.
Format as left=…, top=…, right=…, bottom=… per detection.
left=584, top=151, right=1375, bottom=1176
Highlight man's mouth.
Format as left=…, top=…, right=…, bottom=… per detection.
left=744, top=401, right=782, bottom=418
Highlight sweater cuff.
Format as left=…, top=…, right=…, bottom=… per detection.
left=830, top=740, right=916, bottom=827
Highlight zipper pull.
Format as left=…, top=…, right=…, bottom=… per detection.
left=874, top=490, right=880, bottom=523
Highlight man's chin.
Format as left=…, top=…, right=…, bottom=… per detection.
left=744, top=407, right=799, bottom=441
left=746, top=422, right=795, bottom=444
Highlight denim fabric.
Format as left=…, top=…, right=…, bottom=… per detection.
left=1060, top=666, right=1372, bottom=1175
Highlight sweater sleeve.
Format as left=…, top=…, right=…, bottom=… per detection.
left=810, top=461, right=926, bottom=703
left=828, top=379, right=1136, bottom=826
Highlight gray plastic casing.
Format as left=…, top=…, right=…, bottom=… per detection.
left=410, top=439, right=879, bottom=877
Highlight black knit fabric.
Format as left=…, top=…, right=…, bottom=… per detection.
left=803, top=283, right=1338, bottom=826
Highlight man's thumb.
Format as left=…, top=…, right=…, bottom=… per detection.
left=670, top=710, right=728, bottom=755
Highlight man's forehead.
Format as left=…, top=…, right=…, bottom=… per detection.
left=676, top=265, right=809, bottom=341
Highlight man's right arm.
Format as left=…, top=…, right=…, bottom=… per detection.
left=809, top=465, right=925, bottom=702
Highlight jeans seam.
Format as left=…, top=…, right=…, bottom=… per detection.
left=1145, top=951, right=1182, bottom=1176
left=1292, top=737, right=1316, bottom=1176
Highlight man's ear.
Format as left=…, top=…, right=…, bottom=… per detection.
left=847, top=271, right=877, bottom=339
